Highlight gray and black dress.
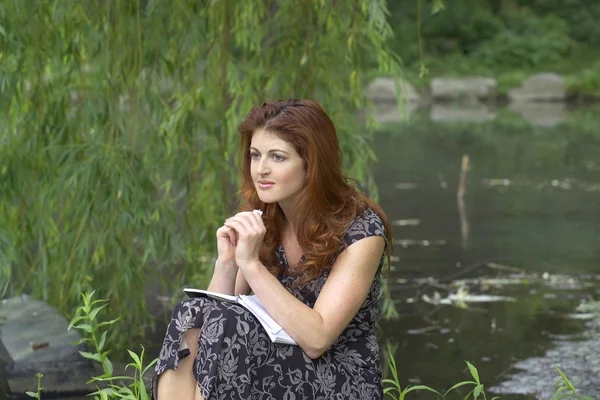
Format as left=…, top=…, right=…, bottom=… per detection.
left=153, top=208, right=387, bottom=399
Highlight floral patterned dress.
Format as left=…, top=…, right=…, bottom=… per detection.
left=153, top=208, right=387, bottom=400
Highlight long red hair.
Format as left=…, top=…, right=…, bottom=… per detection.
left=238, top=99, right=392, bottom=284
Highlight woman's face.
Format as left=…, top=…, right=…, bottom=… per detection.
left=250, top=129, right=306, bottom=208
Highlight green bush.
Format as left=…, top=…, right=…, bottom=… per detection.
left=568, top=59, right=600, bottom=97
left=473, top=9, right=572, bottom=68
left=386, top=0, right=597, bottom=75
left=519, top=0, right=600, bottom=46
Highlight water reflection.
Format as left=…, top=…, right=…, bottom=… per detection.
left=374, top=107, right=600, bottom=398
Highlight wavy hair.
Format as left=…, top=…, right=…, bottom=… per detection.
left=238, top=99, right=392, bottom=284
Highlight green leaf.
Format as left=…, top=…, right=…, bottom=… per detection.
left=79, top=351, right=102, bottom=362
left=139, top=382, right=149, bottom=400
left=96, top=318, right=121, bottom=328
left=67, top=315, right=86, bottom=331
left=73, top=323, right=93, bottom=333
left=102, top=357, right=114, bottom=377
left=553, top=365, right=577, bottom=392
left=403, top=385, right=442, bottom=397
left=466, top=361, right=480, bottom=383
left=89, top=303, right=108, bottom=321
left=473, top=384, right=483, bottom=399
left=443, top=381, right=476, bottom=397
left=98, top=330, right=107, bottom=352
left=141, top=357, right=159, bottom=376
left=25, top=392, right=39, bottom=399
left=127, top=349, right=142, bottom=368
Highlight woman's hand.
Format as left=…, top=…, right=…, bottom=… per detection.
left=216, top=224, right=238, bottom=265
left=223, top=210, right=266, bottom=269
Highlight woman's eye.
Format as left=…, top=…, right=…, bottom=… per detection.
left=273, top=154, right=285, bottom=161
left=250, top=152, right=260, bottom=160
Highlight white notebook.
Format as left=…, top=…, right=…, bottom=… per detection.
left=183, top=288, right=297, bottom=346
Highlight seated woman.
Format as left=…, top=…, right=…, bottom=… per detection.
left=152, top=99, right=393, bottom=400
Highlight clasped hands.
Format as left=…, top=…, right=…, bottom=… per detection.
left=216, top=210, right=266, bottom=271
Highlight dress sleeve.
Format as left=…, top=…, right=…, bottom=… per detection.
left=342, top=208, right=388, bottom=250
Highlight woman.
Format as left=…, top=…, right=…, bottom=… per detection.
left=153, top=99, right=393, bottom=400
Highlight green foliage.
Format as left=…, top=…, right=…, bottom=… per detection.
left=443, top=362, right=499, bottom=400
left=552, top=366, right=596, bottom=400
left=69, top=291, right=157, bottom=400
left=25, top=373, right=44, bottom=400
left=568, top=60, right=600, bottom=98
left=519, top=0, right=600, bottom=46
left=383, top=345, right=442, bottom=399
left=386, top=0, right=600, bottom=89
left=383, top=343, right=592, bottom=399
left=0, top=0, right=401, bottom=351
left=473, top=10, right=571, bottom=68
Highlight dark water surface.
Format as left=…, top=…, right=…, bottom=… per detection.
left=373, top=112, right=600, bottom=398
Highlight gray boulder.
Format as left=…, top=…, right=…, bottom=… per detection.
left=430, top=77, right=497, bottom=101
left=0, top=295, right=95, bottom=399
left=367, top=77, right=420, bottom=104
left=508, top=72, right=566, bottom=102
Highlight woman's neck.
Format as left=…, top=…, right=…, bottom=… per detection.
left=278, top=202, right=295, bottom=231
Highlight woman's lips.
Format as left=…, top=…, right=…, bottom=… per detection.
left=258, top=182, right=275, bottom=190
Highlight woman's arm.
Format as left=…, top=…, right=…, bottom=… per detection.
left=242, top=236, right=384, bottom=359
left=225, top=210, right=385, bottom=358
left=206, top=259, right=238, bottom=294
left=234, top=268, right=252, bottom=295
left=206, top=260, right=252, bottom=295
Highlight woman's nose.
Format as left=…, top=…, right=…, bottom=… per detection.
left=256, top=158, right=270, bottom=175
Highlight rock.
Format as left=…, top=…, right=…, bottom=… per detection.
left=430, top=77, right=497, bottom=101
left=508, top=102, right=565, bottom=127
left=0, top=295, right=95, bottom=399
left=508, top=72, right=566, bottom=102
left=367, top=77, right=420, bottom=104
left=430, top=103, right=496, bottom=123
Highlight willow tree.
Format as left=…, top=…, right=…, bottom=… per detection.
left=0, top=0, right=402, bottom=346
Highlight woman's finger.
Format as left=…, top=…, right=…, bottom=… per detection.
left=217, top=225, right=238, bottom=246
left=245, top=212, right=265, bottom=235
left=224, top=219, right=248, bottom=239
left=227, top=213, right=254, bottom=234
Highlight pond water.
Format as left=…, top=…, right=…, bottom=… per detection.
left=373, top=107, right=600, bottom=398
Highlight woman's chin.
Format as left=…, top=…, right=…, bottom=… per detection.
left=257, top=195, right=277, bottom=204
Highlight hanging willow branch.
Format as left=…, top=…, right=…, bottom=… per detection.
left=0, top=0, right=403, bottom=345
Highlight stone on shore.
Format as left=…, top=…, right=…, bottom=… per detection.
left=367, top=77, right=420, bottom=104
left=0, top=295, right=95, bottom=399
left=430, top=76, right=497, bottom=101
left=508, top=72, right=566, bottom=102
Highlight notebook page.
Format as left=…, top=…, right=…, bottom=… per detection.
left=238, top=295, right=283, bottom=333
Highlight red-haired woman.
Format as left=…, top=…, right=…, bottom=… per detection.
left=153, top=99, right=393, bottom=400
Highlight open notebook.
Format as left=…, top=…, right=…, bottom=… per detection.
left=183, top=288, right=297, bottom=346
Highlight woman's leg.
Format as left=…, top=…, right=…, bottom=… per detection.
left=156, top=328, right=204, bottom=400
